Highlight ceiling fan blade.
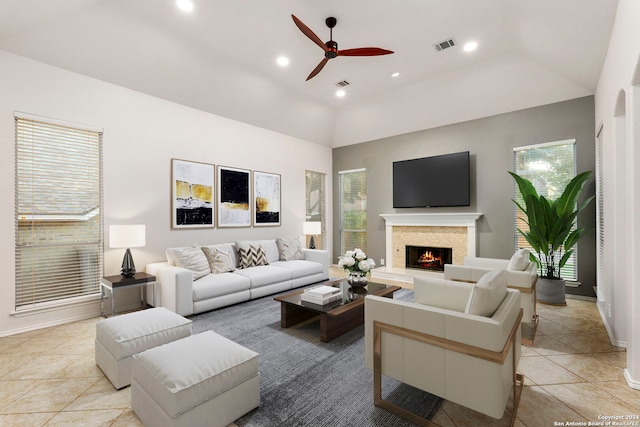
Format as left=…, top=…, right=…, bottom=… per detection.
left=338, top=47, right=394, bottom=57
left=292, top=15, right=328, bottom=52
left=306, top=57, right=330, bottom=81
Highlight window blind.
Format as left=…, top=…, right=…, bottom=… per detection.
left=513, top=139, right=578, bottom=281
left=596, top=127, right=605, bottom=289
left=15, top=114, right=103, bottom=309
left=339, top=168, right=367, bottom=255
left=305, top=170, right=326, bottom=249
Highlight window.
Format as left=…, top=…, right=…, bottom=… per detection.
left=339, top=168, right=367, bottom=255
left=513, top=139, right=578, bottom=281
left=15, top=114, right=103, bottom=310
left=305, top=170, right=326, bottom=249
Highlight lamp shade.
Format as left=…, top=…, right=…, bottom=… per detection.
left=303, top=221, right=321, bottom=235
left=109, top=224, right=146, bottom=248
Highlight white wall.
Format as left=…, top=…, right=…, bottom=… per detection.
left=0, top=50, right=332, bottom=336
left=594, top=0, right=640, bottom=389
left=332, top=52, right=593, bottom=147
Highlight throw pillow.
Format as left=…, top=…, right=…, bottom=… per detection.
left=507, top=248, right=530, bottom=271
left=464, top=269, right=508, bottom=317
left=276, top=237, right=304, bottom=261
left=172, top=246, right=210, bottom=280
left=236, top=241, right=269, bottom=268
left=201, top=246, right=236, bottom=274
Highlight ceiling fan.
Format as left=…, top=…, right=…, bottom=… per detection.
left=291, top=14, right=394, bottom=81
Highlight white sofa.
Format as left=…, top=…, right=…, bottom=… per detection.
left=146, top=239, right=329, bottom=316
left=365, top=271, right=523, bottom=425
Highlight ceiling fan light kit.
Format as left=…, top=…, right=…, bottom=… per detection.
left=291, top=14, right=394, bottom=81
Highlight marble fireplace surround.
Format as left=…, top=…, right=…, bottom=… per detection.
left=373, top=213, right=483, bottom=283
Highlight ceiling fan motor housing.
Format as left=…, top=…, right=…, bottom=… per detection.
left=325, top=40, right=338, bottom=58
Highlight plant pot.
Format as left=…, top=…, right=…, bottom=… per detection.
left=537, top=277, right=566, bottom=306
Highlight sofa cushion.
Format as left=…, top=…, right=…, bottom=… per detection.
left=233, top=265, right=292, bottom=288
left=276, top=238, right=304, bottom=261
left=201, top=246, right=236, bottom=274
left=192, top=273, right=251, bottom=301
left=257, top=239, right=280, bottom=263
left=236, top=241, right=269, bottom=268
left=171, top=246, right=210, bottom=280
left=165, top=247, right=186, bottom=266
left=270, top=259, right=322, bottom=279
left=465, top=269, right=508, bottom=317
left=507, top=248, right=530, bottom=271
left=413, top=277, right=473, bottom=313
left=201, top=243, right=239, bottom=268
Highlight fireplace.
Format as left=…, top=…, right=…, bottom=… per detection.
left=374, top=213, right=481, bottom=283
left=405, top=245, right=452, bottom=272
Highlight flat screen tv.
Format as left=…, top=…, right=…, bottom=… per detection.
left=393, top=151, right=470, bottom=208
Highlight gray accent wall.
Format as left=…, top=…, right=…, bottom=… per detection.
left=333, top=96, right=596, bottom=297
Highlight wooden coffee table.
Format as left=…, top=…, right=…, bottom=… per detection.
left=274, top=279, right=401, bottom=342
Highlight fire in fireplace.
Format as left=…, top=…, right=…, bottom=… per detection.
left=405, top=245, right=453, bottom=272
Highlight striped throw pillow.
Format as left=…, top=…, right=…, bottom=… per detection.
left=236, top=241, right=269, bottom=269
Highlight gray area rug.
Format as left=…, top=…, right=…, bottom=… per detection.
left=190, top=284, right=442, bottom=426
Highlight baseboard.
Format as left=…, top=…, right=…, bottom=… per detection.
left=0, top=311, right=98, bottom=338
left=565, top=294, right=596, bottom=302
left=624, top=369, right=640, bottom=391
left=597, top=303, right=627, bottom=348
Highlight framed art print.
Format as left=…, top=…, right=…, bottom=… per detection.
left=217, top=166, right=251, bottom=227
left=253, top=171, right=281, bottom=226
left=171, top=159, right=214, bottom=228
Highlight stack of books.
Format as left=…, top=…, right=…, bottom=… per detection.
left=301, top=285, right=342, bottom=305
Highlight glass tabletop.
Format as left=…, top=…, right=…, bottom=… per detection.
left=275, top=280, right=395, bottom=314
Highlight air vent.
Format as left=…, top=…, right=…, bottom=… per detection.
left=434, top=38, right=456, bottom=52
left=335, top=80, right=351, bottom=88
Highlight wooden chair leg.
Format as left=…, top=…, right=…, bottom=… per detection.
left=521, top=313, right=539, bottom=346
left=509, top=336, right=525, bottom=426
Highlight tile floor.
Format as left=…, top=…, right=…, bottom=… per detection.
left=431, top=298, right=640, bottom=426
left=0, top=285, right=638, bottom=426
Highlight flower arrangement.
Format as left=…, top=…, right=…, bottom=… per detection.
left=338, top=248, right=376, bottom=275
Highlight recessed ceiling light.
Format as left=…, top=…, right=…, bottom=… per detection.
left=276, top=56, right=289, bottom=67
left=391, top=72, right=400, bottom=78
left=336, top=90, right=346, bottom=98
left=176, top=0, right=194, bottom=12
left=464, top=41, right=478, bottom=52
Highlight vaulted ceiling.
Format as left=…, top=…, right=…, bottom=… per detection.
left=0, top=0, right=618, bottom=147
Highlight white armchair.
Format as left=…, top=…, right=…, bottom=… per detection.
left=365, top=271, right=523, bottom=426
left=444, top=248, right=539, bottom=345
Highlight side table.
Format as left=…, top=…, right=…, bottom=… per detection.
left=101, top=272, right=156, bottom=317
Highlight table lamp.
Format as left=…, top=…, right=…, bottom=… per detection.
left=109, top=224, right=146, bottom=277
left=303, top=221, right=321, bottom=249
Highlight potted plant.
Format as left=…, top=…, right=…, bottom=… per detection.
left=509, top=170, right=594, bottom=305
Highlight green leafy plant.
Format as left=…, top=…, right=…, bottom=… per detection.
left=509, top=170, right=594, bottom=279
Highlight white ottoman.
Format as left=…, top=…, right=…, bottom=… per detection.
left=95, top=307, right=192, bottom=389
left=131, top=331, right=260, bottom=427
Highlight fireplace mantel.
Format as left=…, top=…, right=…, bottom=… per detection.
left=380, top=213, right=483, bottom=227
left=379, top=213, right=483, bottom=278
